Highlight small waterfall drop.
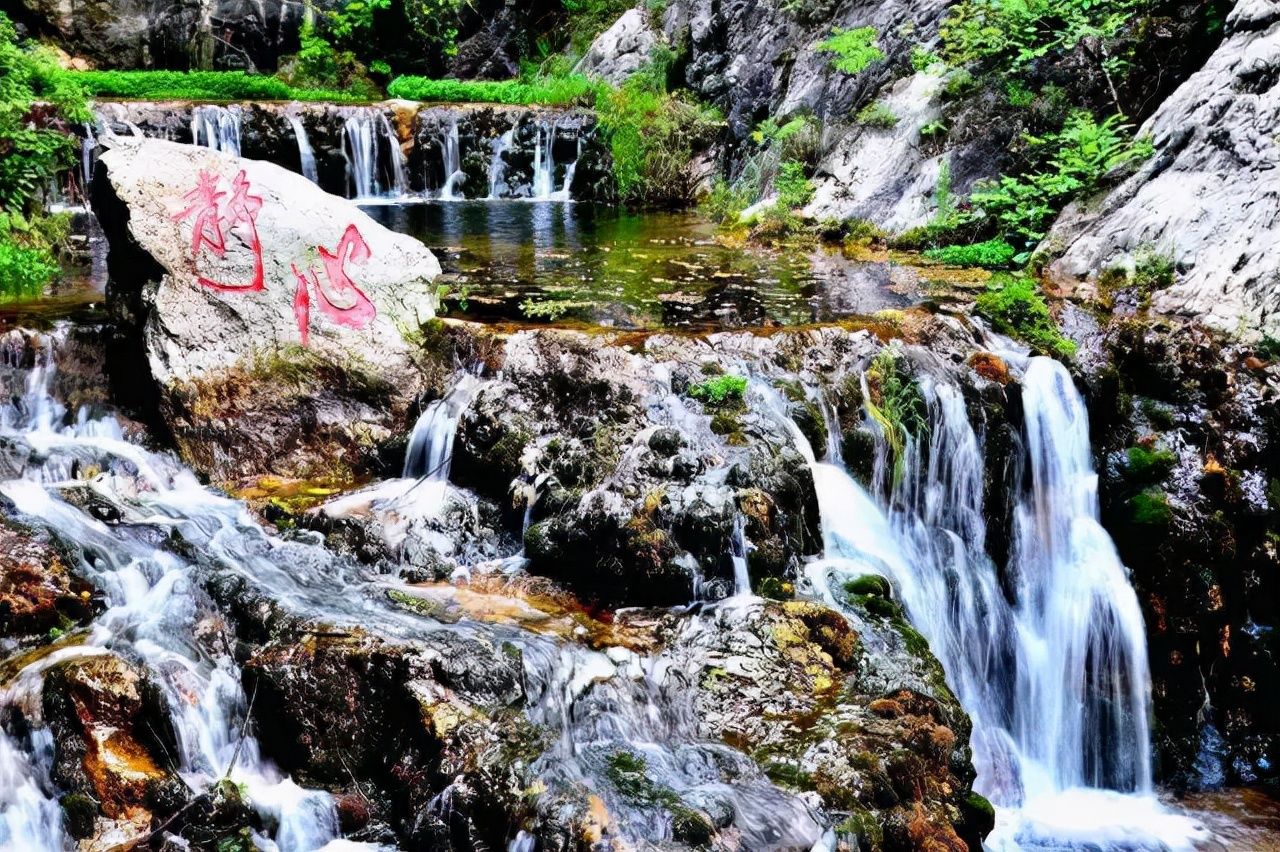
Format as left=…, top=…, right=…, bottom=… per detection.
left=439, top=115, right=464, bottom=200
left=287, top=113, right=319, bottom=183
left=729, top=513, right=750, bottom=596
left=191, top=104, right=242, bottom=156
left=342, top=108, right=408, bottom=199
left=402, top=374, right=483, bottom=480
left=531, top=118, right=556, bottom=199
left=488, top=128, right=514, bottom=199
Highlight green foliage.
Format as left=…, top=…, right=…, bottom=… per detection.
left=924, top=237, right=1016, bottom=268
left=1005, top=79, right=1035, bottom=107
left=864, top=349, right=927, bottom=484
left=971, top=111, right=1151, bottom=249
left=594, top=56, right=723, bottom=206
left=64, top=69, right=363, bottom=102
left=403, top=0, right=468, bottom=60
left=855, top=101, right=898, bottom=129
left=0, top=240, right=56, bottom=300
left=689, top=375, right=747, bottom=406
left=1131, top=245, right=1175, bottom=293
left=910, top=46, right=942, bottom=73
left=702, top=179, right=752, bottom=224
left=387, top=73, right=600, bottom=105
left=974, top=274, right=1076, bottom=358
left=774, top=160, right=814, bottom=209
left=817, top=26, right=884, bottom=75
left=940, top=0, right=1146, bottom=73
left=919, top=119, right=948, bottom=143
left=563, top=0, right=635, bottom=54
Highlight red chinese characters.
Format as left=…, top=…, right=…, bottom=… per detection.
left=290, top=224, right=377, bottom=345
left=172, top=168, right=378, bottom=346
left=172, top=169, right=264, bottom=292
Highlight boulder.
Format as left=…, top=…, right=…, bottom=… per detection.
left=575, top=8, right=660, bottom=86
left=92, top=137, right=439, bottom=483
left=0, top=518, right=93, bottom=642
left=1045, top=0, right=1280, bottom=338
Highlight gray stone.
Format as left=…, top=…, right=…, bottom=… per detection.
left=574, top=8, right=660, bottom=86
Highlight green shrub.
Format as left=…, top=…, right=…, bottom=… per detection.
left=388, top=73, right=600, bottom=105
left=924, top=237, right=1016, bottom=268
left=774, top=160, right=814, bottom=209
left=910, top=46, right=942, bottom=72
left=865, top=349, right=927, bottom=483
left=1131, top=245, right=1175, bottom=294
left=0, top=239, right=57, bottom=301
left=817, top=26, right=884, bottom=75
left=971, top=111, right=1151, bottom=249
left=919, top=119, right=948, bottom=143
left=1006, top=79, right=1035, bottom=107
left=974, top=274, right=1076, bottom=358
left=856, top=101, right=898, bottom=129
left=702, top=179, right=752, bottom=224
left=689, top=375, right=747, bottom=406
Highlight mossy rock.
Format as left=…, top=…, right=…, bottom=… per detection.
left=844, top=574, right=892, bottom=598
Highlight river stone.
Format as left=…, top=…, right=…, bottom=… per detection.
left=575, top=9, right=660, bottom=86
left=1045, top=0, right=1280, bottom=338
left=94, top=136, right=438, bottom=387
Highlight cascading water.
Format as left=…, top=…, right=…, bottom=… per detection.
left=287, top=113, right=319, bottom=184
left=438, top=116, right=464, bottom=201
left=342, top=108, right=408, bottom=200
left=728, top=513, right=751, bottom=596
left=0, top=335, right=375, bottom=852
left=760, top=355, right=1209, bottom=850
left=191, top=104, right=243, bottom=156
left=487, top=129, right=514, bottom=199
left=531, top=119, right=556, bottom=199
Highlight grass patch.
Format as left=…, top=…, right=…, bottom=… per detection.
left=856, top=101, right=899, bottom=129
left=974, top=274, right=1076, bottom=358
left=1130, top=487, right=1172, bottom=526
left=864, top=348, right=927, bottom=484
left=924, top=237, right=1016, bottom=269
left=62, top=70, right=365, bottom=102
left=1125, top=444, right=1176, bottom=483
left=689, top=375, right=747, bottom=406
left=387, top=73, right=599, bottom=105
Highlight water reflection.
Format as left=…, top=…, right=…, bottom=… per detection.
left=364, top=200, right=916, bottom=330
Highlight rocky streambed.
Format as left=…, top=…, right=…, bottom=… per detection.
left=2, top=133, right=1279, bottom=852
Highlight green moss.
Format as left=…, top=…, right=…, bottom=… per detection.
left=963, top=790, right=996, bottom=824
left=843, top=574, right=891, bottom=598
left=59, top=793, right=96, bottom=839
left=758, top=576, right=794, bottom=600
left=1130, top=488, right=1172, bottom=526
left=817, top=26, right=884, bottom=75
left=63, top=69, right=364, bottom=102
left=974, top=274, right=1076, bottom=358
left=1125, top=444, right=1176, bottom=483
left=856, top=101, right=899, bottom=129
left=836, top=807, right=885, bottom=845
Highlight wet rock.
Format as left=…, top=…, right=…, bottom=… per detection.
left=1046, top=0, right=1280, bottom=338
left=41, top=653, right=187, bottom=834
left=0, top=519, right=93, bottom=642
left=1084, top=316, right=1280, bottom=789
left=92, top=136, right=439, bottom=483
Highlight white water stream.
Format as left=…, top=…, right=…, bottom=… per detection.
left=287, top=114, right=320, bottom=184
left=191, top=105, right=243, bottom=156
left=342, top=108, right=408, bottom=200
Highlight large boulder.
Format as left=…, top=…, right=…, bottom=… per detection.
left=1045, top=0, right=1280, bottom=338
left=0, top=519, right=93, bottom=642
left=575, top=8, right=660, bottom=86
left=92, top=137, right=439, bottom=484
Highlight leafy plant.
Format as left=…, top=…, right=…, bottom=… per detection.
left=974, top=274, right=1076, bottom=358
left=1005, top=79, right=1035, bottom=107
left=64, top=69, right=364, bottom=102
left=924, top=237, right=1016, bottom=268
left=689, top=375, right=747, bottom=406
left=910, top=46, right=942, bottom=72
left=0, top=239, right=57, bottom=301
left=970, top=111, right=1151, bottom=249
left=817, top=26, right=884, bottom=75
left=856, top=101, right=899, bottom=129
left=919, top=119, right=948, bottom=143
left=864, top=348, right=927, bottom=484
left=774, top=160, right=814, bottom=209
left=387, top=73, right=600, bottom=105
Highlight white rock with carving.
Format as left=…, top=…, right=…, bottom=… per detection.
left=94, top=136, right=438, bottom=386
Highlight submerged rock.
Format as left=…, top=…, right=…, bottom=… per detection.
left=92, top=136, right=439, bottom=483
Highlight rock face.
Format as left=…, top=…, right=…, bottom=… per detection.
left=1079, top=315, right=1280, bottom=790
left=13, top=0, right=318, bottom=71
left=92, top=136, right=439, bottom=482
left=575, top=8, right=660, bottom=86
left=1046, top=0, right=1280, bottom=337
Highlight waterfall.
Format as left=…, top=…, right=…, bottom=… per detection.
left=403, top=374, right=484, bottom=480
left=191, top=104, right=242, bottom=156
left=287, top=113, right=319, bottom=183
left=80, top=122, right=97, bottom=197
left=761, top=357, right=1208, bottom=849
left=439, top=115, right=464, bottom=201
left=488, top=128, right=514, bottom=199
left=531, top=118, right=556, bottom=199
left=729, top=513, right=750, bottom=596
left=0, top=337, right=363, bottom=852
left=342, top=108, right=408, bottom=200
